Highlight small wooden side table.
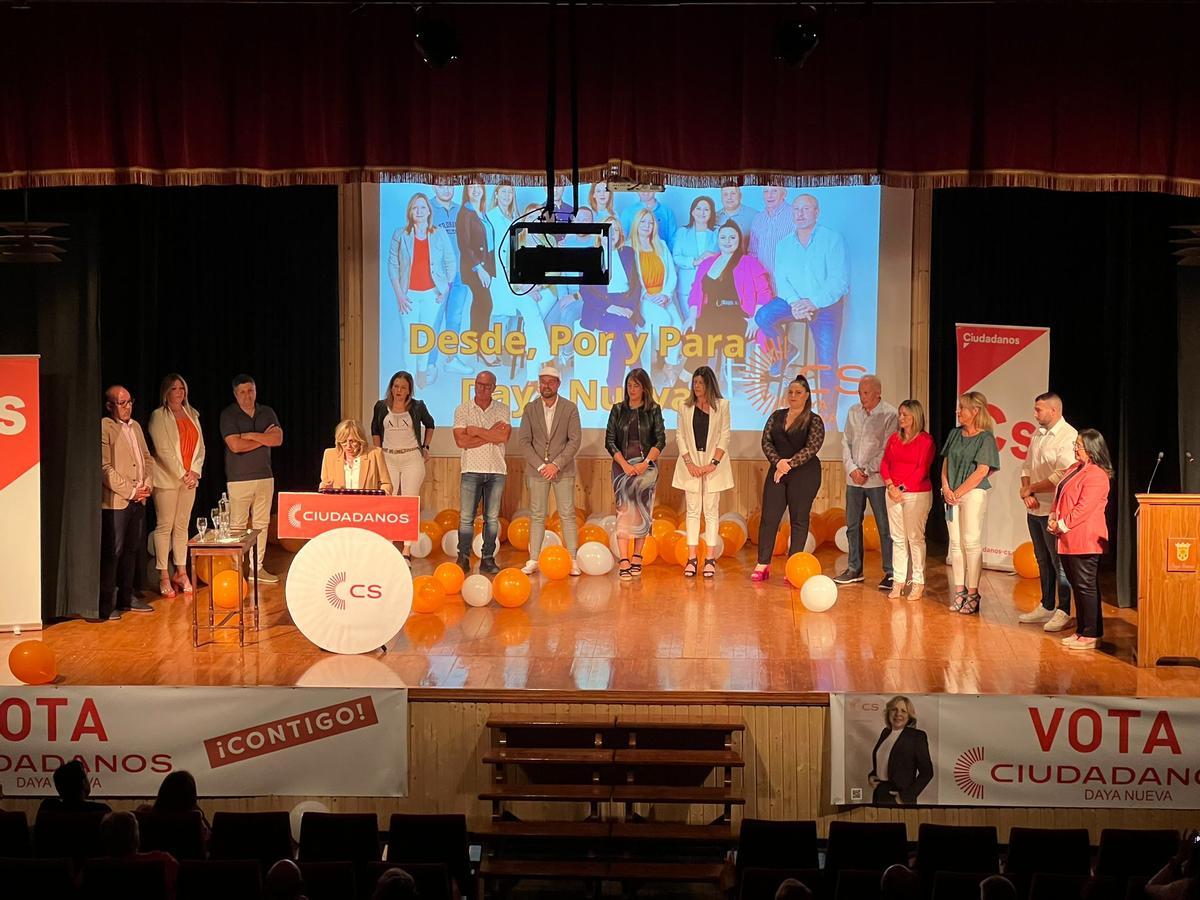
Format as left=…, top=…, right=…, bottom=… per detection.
left=187, top=528, right=261, bottom=647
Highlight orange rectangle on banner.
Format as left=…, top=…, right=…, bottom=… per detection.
left=277, top=492, right=420, bottom=541
left=203, top=695, right=380, bottom=768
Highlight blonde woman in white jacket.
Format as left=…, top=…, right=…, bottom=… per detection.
left=672, top=366, right=733, bottom=578
left=148, top=374, right=205, bottom=597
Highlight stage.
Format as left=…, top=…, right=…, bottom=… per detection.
left=15, top=542, right=1200, bottom=700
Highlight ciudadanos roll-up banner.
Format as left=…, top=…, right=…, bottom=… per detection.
left=0, top=355, right=41, bottom=632
left=956, top=325, right=1050, bottom=571
left=832, top=693, right=1200, bottom=810
left=0, top=686, right=408, bottom=797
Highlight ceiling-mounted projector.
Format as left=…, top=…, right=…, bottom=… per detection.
left=510, top=221, right=611, bottom=286
left=607, top=180, right=665, bottom=193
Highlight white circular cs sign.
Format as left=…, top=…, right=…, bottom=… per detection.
left=285, top=527, right=412, bottom=654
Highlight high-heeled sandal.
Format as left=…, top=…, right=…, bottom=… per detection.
left=159, top=578, right=177, bottom=599
left=703, top=558, right=717, bottom=578
left=172, top=574, right=194, bottom=595
left=959, top=591, right=981, bottom=615
left=684, top=558, right=698, bottom=578
left=619, top=558, right=632, bottom=580
left=630, top=554, right=644, bottom=576
left=950, top=589, right=968, bottom=612
left=750, top=566, right=770, bottom=583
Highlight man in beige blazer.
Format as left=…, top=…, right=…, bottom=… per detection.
left=100, top=385, right=155, bottom=620
left=516, top=364, right=582, bottom=576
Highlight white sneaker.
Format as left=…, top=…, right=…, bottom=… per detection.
left=445, top=357, right=473, bottom=375
left=1018, top=606, right=1053, bottom=624
left=520, top=560, right=539, bottom=575
left=1044, top=609, right=1073, bottom=633
left=569, top=564, right=582, bottom=576
left=256, top=569, right=279, bottom=584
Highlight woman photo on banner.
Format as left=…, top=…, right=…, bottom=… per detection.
left=387, top=192, right=455, bottom=389
left=630, top=207, right=685, bottom=384
left=580, top=217, right=641, bottom=396
left=589, top=181, right=618, bottom=224
left=488, top=182, right=551, bottom=383
left=455, top=180, right=496, bottom=358
left=672, top=195, right=720, bottom=312
left=868, top=695, right=934, bottom=806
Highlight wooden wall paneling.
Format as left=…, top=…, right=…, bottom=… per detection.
left=910, top=188, right=932, bottom=412
left=338, top=185, right=365, bottom=423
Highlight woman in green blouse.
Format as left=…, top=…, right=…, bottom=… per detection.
left=940, top=391, right=1001, bottom=615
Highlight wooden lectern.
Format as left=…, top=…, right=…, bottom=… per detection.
left=1136, top=494, right=1200, bottom=667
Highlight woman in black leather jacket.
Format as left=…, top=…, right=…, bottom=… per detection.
left=604, top=368, right=666, bottom=578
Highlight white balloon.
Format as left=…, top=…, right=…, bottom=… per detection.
left=586, top=514, right=607, bottom=525
left=800, top=574, right=839, bottom=612
left=471, top=533, right=485, bottom=558
left=541, top=530, right=562, bottom=548
left=576, top=541, right=614, bottom=576
left=289, top=800, right=329, bottom=843
left=719, top=512, right=748, bottom=530
left=411, top=532, right=433, bottom=558
left=600, top=514, right=617, bottom=534
left=441, top=529, right=461, bottom=558
left=462, top=574, right=492, bottom=607
left=804, top=532, right=816, bottom=554
left=420, top=508, right=436, bottom=521
left=834, top=525, right=850, bottom=553
left=706, top=533, right=725, bottom=559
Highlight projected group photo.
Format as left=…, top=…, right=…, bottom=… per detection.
left=378, top=180, right=881, bottom=436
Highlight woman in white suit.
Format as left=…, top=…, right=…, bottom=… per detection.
left=388, top=192, right=456, bottom=388
left=148, top=373, right=205, bottom=597
left=672, top=366, right=733, bottom=578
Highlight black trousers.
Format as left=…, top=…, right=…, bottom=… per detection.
left=466, top=270, right=493, bottom=336
left=1060, top=553, right=1103, bottom=638
left=99, top=503, right=146, bottom=618
left=757, top=460, right=821, bottom=565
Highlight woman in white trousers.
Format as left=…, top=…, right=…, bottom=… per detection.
left=148, top=374, right=205, bottom=597
left=672, top=366, right=733, bottom=578
left=371, top=371, right=434, bottom=559
left=940, top=392, right=1002, bottom=615
left=881, top=400, right=937, bottom=599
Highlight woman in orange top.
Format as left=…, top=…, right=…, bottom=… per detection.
left=631, top=207, right=684, bottom=381
left=148, top=373, right=206, bottom=597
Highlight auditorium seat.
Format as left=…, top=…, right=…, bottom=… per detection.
left=734, top=819, right=819, bottom=896
left=1095, top=828, right=1179, bottom=880
left=1004, top=827, right=1092, bottom=898
left=298, top=812, right=381, bottom=863
left=834, top=867, right=884, bottom=899
left=915, top=823, right=1000, bottom=897
left=930, top=870, right=995, bottom=900
left=1028, top=872, right=1121, bottom=900
left=34, top=810, right=106, bottom=864
left=0, top=808, right=32, bottom=857
left=135, top=809, right=207, bottom=860
left=0, top=857, right=76, bottom=900
left=209, top=810, right=293, bottom=869
left=177, top=859, right=263, bottom=900
left=737, top=867, right=822, bottom=900
left=385, top=812, right=472, bottom=895
left=299, top=859, right=358, bottom=900
left=824, top=820, right=909, bottom=883
left=81, top=857, right=171, bottom=900
left=363, top=860, right=454, bottom=900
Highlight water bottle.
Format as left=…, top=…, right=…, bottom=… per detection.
left=219, top=492, right=230, bottom=537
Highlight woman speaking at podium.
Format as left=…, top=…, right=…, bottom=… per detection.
left=320, top=419, right=393, bottom=494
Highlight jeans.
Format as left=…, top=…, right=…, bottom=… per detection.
left=754, top=296, right=845, bottom=419
left=1061, top=553, right=1103, bottom=638
left=430, top=278, right=470, bottom=368
left=458, top=472, right=506, bottom=559
left=100, top=503, right=146, bottom=618
left=1027, top=513, right=1072, bottom=612
left=846, top=484, right=893, bottom=577
left=527, top=474, right=579, bottom=557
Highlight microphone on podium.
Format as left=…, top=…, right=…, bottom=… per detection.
left=1137, top=451, right=1165, bottom=515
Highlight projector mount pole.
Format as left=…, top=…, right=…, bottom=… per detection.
left=544, top=0, right=558, bottom=221
left=568, top=0, right=580, bottom=217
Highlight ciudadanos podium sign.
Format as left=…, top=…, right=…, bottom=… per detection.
left=0, top=355, right=41, bottom=632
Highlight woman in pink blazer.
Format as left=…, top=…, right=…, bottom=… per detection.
left=1048, top=428, right=1113, bottom=651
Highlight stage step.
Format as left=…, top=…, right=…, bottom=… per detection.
left=605, top=860, right=726, bottom=884
left=478, top=858, right=726, bottom=886
left=478, top=820, right=611, bottom=841
left=482, top=747, right=613, bottom=765
left=479, top=784, right=611, bottom=803
left=613, top=748, right=744, bottom=767
left=609, top=821, right=736, bottom=844
left=486, top=717, right=615, bottom=730
left=615, top=718, right=745, bottom=732
left=612, top=785, right=745, bottom=805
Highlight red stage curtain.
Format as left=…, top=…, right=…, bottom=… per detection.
left=2, top=3, right=1199, bottom=194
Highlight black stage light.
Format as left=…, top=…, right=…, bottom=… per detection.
left=773, top=18, right=820, bottom=67
left=413, top=6, right=460, bottom=68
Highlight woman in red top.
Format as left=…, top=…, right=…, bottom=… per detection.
left=1049, top=428, right=1113, bottom=651
left=881, top=400, right=936, bottom=599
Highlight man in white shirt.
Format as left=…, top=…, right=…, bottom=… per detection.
left=752, top=194, right=850, bottom=420
left=453, top=371, right=512, bottom=575
left=1017, top=392, right=1078, bottom=632
left=516, top=364, right=583, bottom=576
left=834, top=375, right=898, bottom=591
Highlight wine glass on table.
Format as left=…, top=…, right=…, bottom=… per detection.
left=196, top=517, right=208, bottom=541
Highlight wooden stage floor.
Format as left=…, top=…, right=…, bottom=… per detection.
left=9, top=544, right=1200, bottom=699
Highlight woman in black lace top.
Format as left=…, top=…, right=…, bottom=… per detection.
left=752, top=374, right=825, bottom=582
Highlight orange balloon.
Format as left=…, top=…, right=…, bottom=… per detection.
left=195, top=555, right=235, bottom=586
left=675, top=536, right=709, bottom=566
left=411, top=575, right=446, bottom=614
left=639, top=534, right=659, bottom=566
left=508, top=516, right=531, bottom=551
left=579, top=524, right=608, bottom=545
left=863, top=515, right=881, bottom=551
left=435, top=508, right=460, bottom=532
left=493, top=567, right=533, bottom=608
left=656, top=531, right=678, bottom=565
left=433, top=561, right=466, bottom=595
left=420, top=520, right=445, bottom=544
left=824, top=506, right=847, bottom=533
left=1013, top=541, right=1040, bottom=579
left=546, top=511, right=561, bottom=529
left=718, top=520, right=747, bottom=556
left=651, top=518, right=676, bottom=544
left=747, top=511, right=762, bottom=545
left=8, top=640, right=57, bottom=685
left=785, top=552, right=822, bottom=589
left=809, top=511, right=829, bottom=546
left=773, top=525, right=792, bottom=557
left=652, top=507, right=678, bottom=526
left=473, top=516, right=510, bottom=543
left=404, top=614, right=445, bottom=648
left=539, top=545, right=573, bottom=580
left=213, top=569, right=246, bottom=609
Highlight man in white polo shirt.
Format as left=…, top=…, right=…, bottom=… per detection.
left=453, top=370, right=512, bottom=575
left=1017, top=392, right=1078, bottom=632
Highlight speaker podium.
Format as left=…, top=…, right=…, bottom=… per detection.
left=1136, top=493, right=1200, bottom=667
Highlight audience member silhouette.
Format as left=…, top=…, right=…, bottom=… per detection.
left=775, top=877, right=814, bottom=899
left=880, top=863, right=921, bottom=900
left=372, top=866, right=418, bottom=899
left=38, top=759, right=111, bottom=815
left=265, top=859, right=309, bottom=900
left=980, top=875, right=1018, bottom=900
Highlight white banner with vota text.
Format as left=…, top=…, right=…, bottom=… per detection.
left=832, top=693, right=1200, bottom=809
left=0, top=686, right=408, bottom=797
